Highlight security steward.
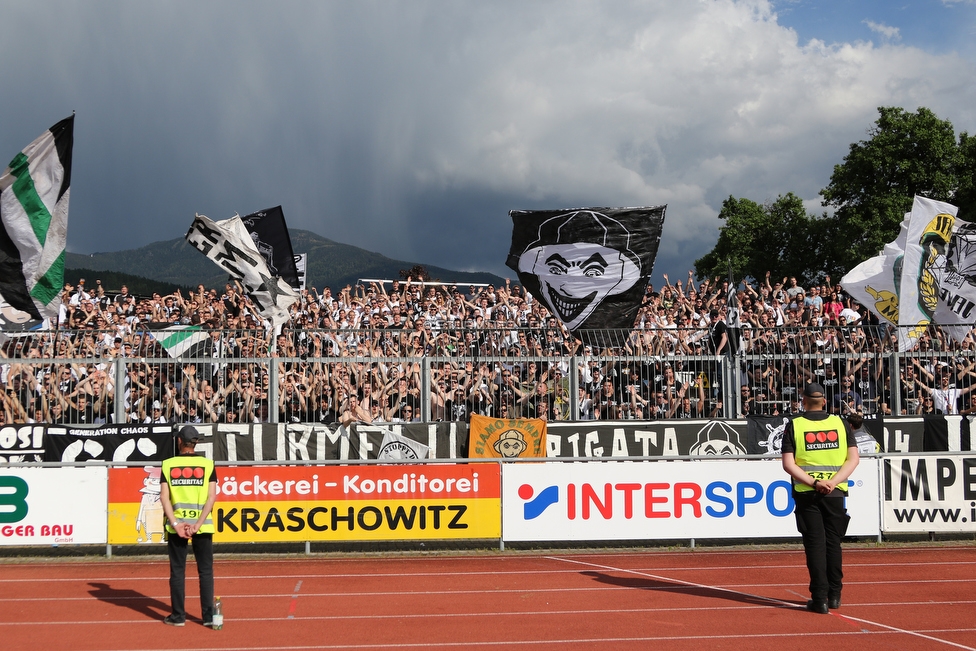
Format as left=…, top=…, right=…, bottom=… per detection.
left=161, top=426, right=217, bottom=627
left=781, top=382, right=859, bottom=614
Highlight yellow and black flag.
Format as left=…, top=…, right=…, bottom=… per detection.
left=468, top=414, right=547, bottom=459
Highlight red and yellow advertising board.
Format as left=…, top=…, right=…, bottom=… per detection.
left=109, top=463, right=500, bottom=543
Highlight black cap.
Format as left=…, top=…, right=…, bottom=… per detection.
left=178, top=426, right=201, bottom=444
left=803, top=383, right=825, bottom=398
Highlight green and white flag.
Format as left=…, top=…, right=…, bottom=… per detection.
left=0, top=116, right=73, bottom=321
left=147, top=324, right=211, bottom=358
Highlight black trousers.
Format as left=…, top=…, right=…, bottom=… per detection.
left=167, top=532, right=214, bottom=622
left=793, top=490, right=850, bottom=602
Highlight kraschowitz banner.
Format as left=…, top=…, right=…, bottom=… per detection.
left=502, top=459, right=880, bottom=542
left=0, top=467, right=107, bottom=545
left=109, top=463, right=500, bottom=543
left=881, top=454, right=976, bottom=533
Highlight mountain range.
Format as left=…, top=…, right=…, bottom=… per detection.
left=65, top=229, right=505, bottom=296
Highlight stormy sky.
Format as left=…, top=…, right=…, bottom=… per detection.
left=2, top=0, right=975, bottom=286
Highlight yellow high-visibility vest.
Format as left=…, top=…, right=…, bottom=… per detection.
left=791, top=414, right=850, bottom=493
left=162, top=455, right=215, bottom=534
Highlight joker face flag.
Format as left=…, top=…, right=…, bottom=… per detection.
left=507, top=207, right=665, bottom=337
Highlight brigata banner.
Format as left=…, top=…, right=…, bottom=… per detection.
left=0, top=467, right=107, bottom=545
left=545, top=420, right=750, bottom=457
left=881, top=454, right=976, bottom=533
left=502, top=459, right=879, bottom=542
left=108, top=463, right=500, bottom=543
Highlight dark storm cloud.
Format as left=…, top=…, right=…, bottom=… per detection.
left=1, top=0, right=974, bottom=284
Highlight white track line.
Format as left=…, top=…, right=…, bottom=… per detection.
left=2, top=560, right=974, bottom=582
left=5, top=630, right=976, bottom=651
left=547, top=555, right=976, bottom=651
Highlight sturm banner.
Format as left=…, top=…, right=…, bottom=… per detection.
left=507, top=206, right=665, bottom=345
left=203, top=422, right=467, bottom=462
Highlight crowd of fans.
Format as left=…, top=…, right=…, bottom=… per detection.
left=2, top=271, right=975, bottom=427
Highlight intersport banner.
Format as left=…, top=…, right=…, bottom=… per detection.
left=0, top=467, right=107, bottom=545
left=881, top=454, right=976, bottom=533
left=108, top=463, right=500, bottom=543
left=502, top=459, right=880, bottom=542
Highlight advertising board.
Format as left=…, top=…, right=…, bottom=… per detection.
left=502, top=459, right=880, bottom=541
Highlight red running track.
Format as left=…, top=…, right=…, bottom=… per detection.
left=0, top=545, right=974, bottom=650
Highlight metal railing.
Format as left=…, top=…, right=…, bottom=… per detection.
left=1, top=323, right=974, bottom=425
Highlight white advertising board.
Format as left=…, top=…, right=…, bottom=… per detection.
left=882, top=455, right=976, bottom=533
left=0, top=467, right=107, bottom=545
left=503, top=459, right=879, bottom=542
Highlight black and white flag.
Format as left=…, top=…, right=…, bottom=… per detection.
left=240, top=206, right=301, bottom=290
left=186, top=213, right=299, bottom=326
left=507, top=206, right=665, bottom=341
left=726, top=261, right=741, bottom=356
left=0, top=115, right=73, bottom=322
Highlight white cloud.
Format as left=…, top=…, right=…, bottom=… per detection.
left=863, top=20, right=901, bottom=41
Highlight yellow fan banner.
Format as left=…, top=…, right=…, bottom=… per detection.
left=468, top=414, right=547, bottom=458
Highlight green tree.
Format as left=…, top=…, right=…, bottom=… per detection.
left=820, top=106, right=961, bottom=270
left=955, top=131, right=976, bottom=218
left=694, top=193, right=820, bottom=283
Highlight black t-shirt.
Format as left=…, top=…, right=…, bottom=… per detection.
left=709, top=320, right=728, bottom=353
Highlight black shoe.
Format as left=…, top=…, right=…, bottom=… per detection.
left=163, top=614, right=185, bottom=627
left=828, top=596, right=841, bottom=609
left=806, top=600, right=829, bottom=614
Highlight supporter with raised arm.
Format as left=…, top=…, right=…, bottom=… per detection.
left=918, top=366, right=976, bottom=415
left=832, top=376, right=863, bottom=416
left=667, top=380, right=702, bottom=419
